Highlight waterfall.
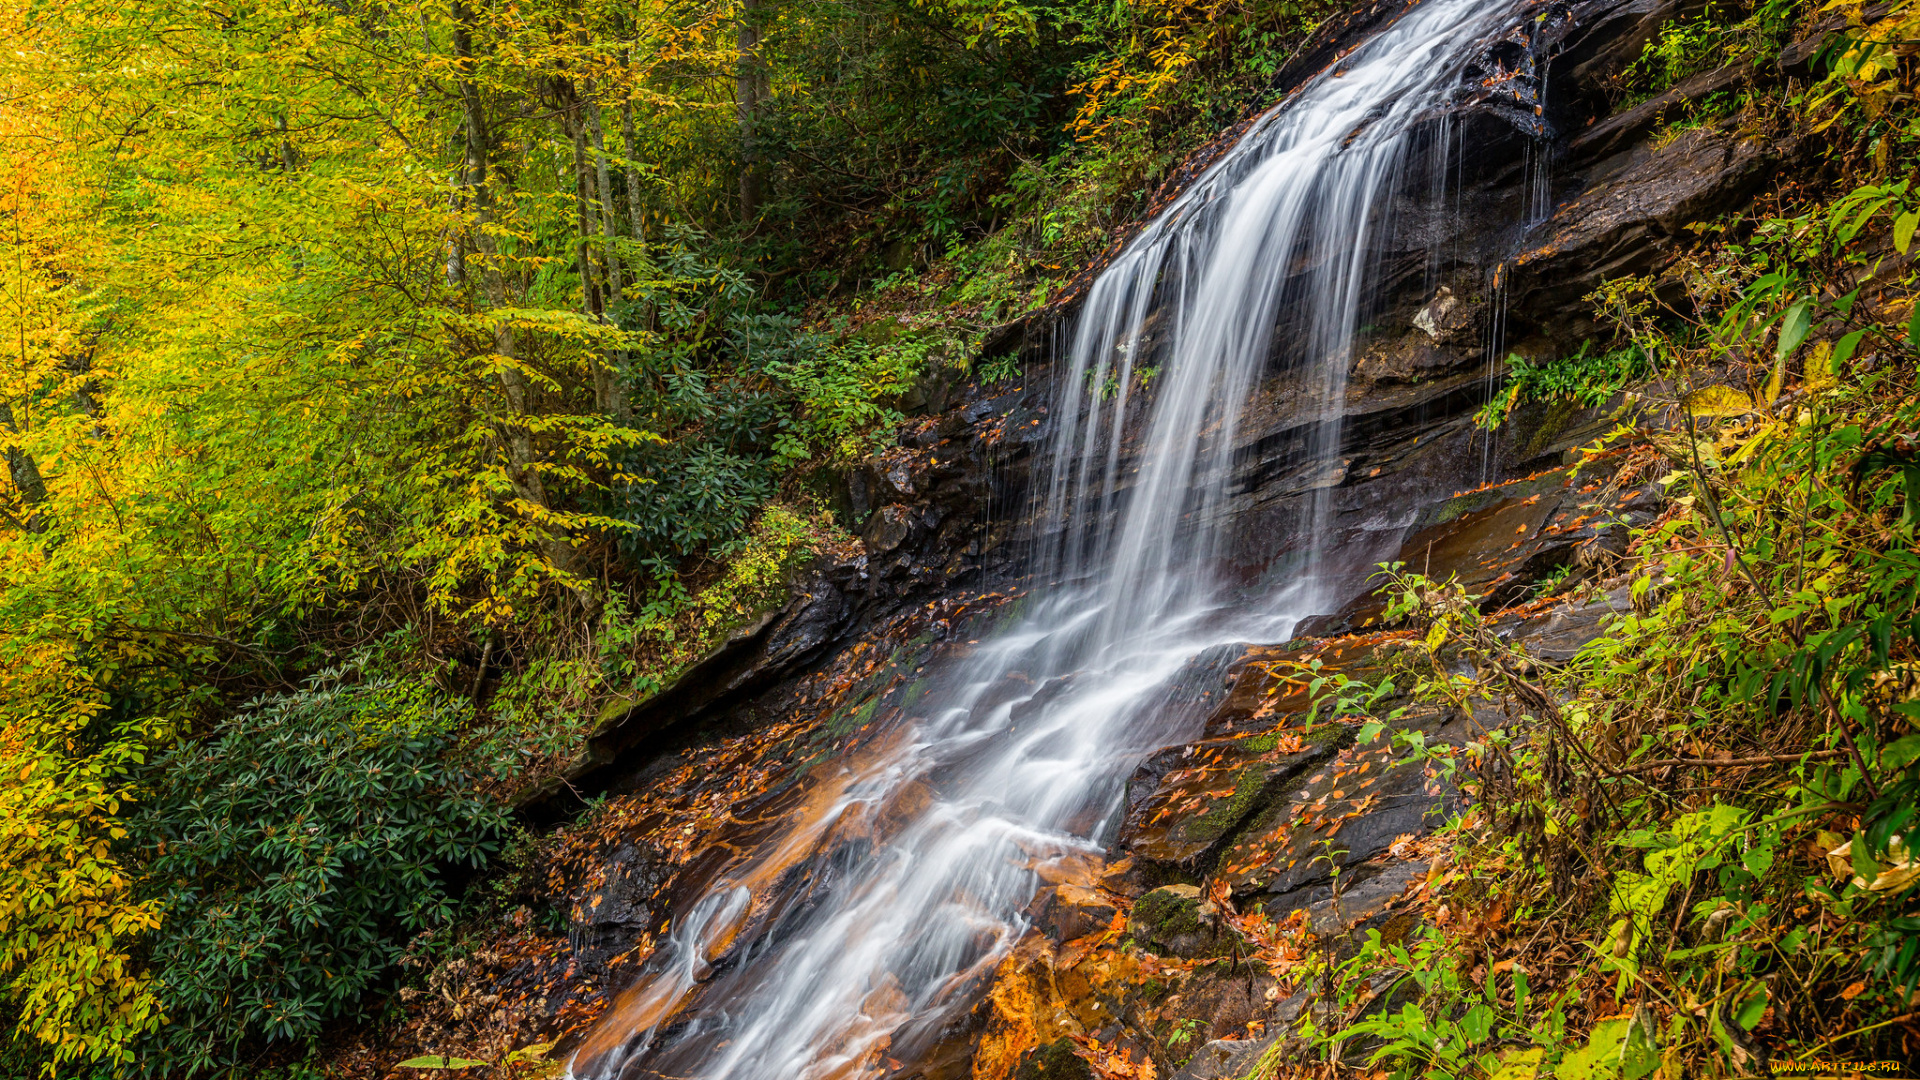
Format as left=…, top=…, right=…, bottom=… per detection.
left=569, top=1, right=1534, bottom=1075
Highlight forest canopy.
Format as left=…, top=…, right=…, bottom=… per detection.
left=0, top=0, right=1337, bottom=1072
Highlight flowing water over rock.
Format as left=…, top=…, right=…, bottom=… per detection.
left=567, top=2, right=1543, bottom=1075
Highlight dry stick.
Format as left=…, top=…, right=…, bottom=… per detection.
left=1792, top=1011, right=1919, bottom=1060
left=1614, top=749, right=1847, bottom=774
left=1666, top=870, right=1700, bottom=958
left=469, top=633, right=494, bottom=701
left=1683, top=405, right=1881, bottom=799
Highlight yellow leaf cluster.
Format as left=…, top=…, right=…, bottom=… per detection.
left=0, top=643, right=164, bottom=1070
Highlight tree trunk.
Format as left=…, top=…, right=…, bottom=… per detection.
left=620, top=92, right=644, bottom=245
left=736, top=0, right=765, bottom=224
left=587, top=91, right=623, bottom=307
left=566, top=89, right=604, bottom=320
left=566, top=86, right=614, bottom=415
left=620, top=87, right=657, bottom=345
left=0, top=400, right=46, bottom=534
left=452, top=0, right=566, bottom=570
left=588, top=87, right=630, bottom=420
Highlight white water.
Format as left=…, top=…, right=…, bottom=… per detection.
left=570, top=2, right=1532, bottom=1075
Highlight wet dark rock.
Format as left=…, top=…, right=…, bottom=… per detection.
left=1151, top=964, right=1273, bottom=1072
left=1121, top=732, right=1342, bottom=877
left=1512, top=123, right=1789, bottom=323
left=1168, top=987, right=1318, bottom=1080
left=1034, top=882, right=1121, bottom=944
left=1297, top=857, right=1426, bottom=936
left=569, top=843, right=674, bottom=972
left=1173, top=1036, right=1271, bottom=1080
left=1118, top=634, right=1422, bottom=878
left=1216, top=736, right=1462, bottom=900
left=539, top=561, right=861, bottom=804
left=865, top=503, right=915, bottom=552
left=1411, top=286, right=1476, bottom=345
left=1493, top=580, right=1634, bottom=660
left=1568, top=58, right=1757, bottom=162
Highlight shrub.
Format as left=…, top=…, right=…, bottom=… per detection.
left=128, top=674, right=506, bottom=1076
left=765, top=332, right=929, bottom=463
left=1611, top=0, right=1800, bottom=106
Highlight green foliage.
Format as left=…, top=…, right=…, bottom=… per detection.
left=979, top=352, right=1024, bottom=384
left=1298, top=163, right=1920, bottom=1071
left=0, top=647, right=163, bottom=1074
left=766, top=331, right=933, bottom=463
left=1474, top=343, right=1652, bottom=429
left=1612, top=0, right=1801, bottom=107
left=128, top=673, right=506, bottom=1076
left=583, top=502, right=845, bottom=719
left=1307, top=923, right=1576, bottom=1080
left=1603, top=804, right=1751, bottom=986
left=395, top=1055, right=490, bottom=1069
left=1807, top=0, right=1920, bottom=138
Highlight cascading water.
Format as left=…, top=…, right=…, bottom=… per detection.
left=570, top=1, right=1537, bottom=1075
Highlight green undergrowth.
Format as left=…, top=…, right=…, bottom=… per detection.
left=835, top=0, right=1352, bottom=352
left=481, top=500, right=853, bottom=765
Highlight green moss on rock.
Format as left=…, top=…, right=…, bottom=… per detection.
left=1013, top=1037, right=1093, bottom=1080
left=1129, top=884, right=1235, bottom=958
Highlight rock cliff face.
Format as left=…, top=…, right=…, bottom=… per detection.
left=521, top=0, right=1809, bottom=1072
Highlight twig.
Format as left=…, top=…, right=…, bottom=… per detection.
left=1792, top=1011, right=1918, bottom=1059
left=1615, top=749, right=1847, bottom=774
left=1488, top=657, right=1625, bottom=817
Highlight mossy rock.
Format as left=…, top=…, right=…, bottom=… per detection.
left=1129, top=884, right=1234, bottom=959
left=1013, top=1037, right=1093, bottom=1080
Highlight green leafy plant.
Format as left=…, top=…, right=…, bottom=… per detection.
left=979, top=352, right=1022, bottom=384
left=128, top=673, right=507, bottom=1076
left=1612, top=0, right=1799, bottom=107
left=1308, top=923, right=1576, bottom=1080
left=765, top=332, right=930, bottom=463
left=1475, top=343, right=1653, bottom=429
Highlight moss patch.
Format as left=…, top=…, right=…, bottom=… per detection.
left=1134, top=885, right=1207, bottom=938
left=1180, top=768, right=1263, bottom=844
left=1013, top=1037, right=1094, bottom=1080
